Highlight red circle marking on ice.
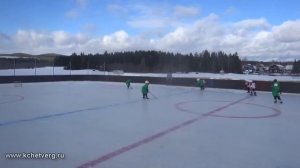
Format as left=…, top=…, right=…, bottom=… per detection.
left=77, top=96, right=251, bottom=168
left=0, top=94, right=24, bottom=104
left=175, top=100, right=281, bottom=119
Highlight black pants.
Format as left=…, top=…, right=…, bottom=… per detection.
left=143, top=93, right=148, bottom=99
left=274, top=95, right=281, bottom=100
left=250, top=89, right=256, bottom=96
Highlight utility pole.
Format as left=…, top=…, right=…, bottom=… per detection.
left=87, top=62, right=90, bottom=75
left=103, top=61, right=106, bottom=75
left=69, top=61, right=72, bottom=75
left=13, top=59, right=16, bottom=76
left=34, top=57, right=37, bottom=76
left=52, top=61, right=55, bottom=76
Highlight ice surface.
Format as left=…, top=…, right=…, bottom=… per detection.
left=0, top=81, right=299, bottom=168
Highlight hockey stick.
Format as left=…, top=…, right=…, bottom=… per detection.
left=149, top=91, right=158, bottom=99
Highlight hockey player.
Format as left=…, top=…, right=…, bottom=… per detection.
left=201, top=79, right=206, bottom=90
left=272, top=79, right=283, bottom=103
left=245, top=80, right=250, bottom=93
left=250, top=81, right=257, bottom=96
left=142, top=80, right=149, bottom=99
left=196, top=78, right=205, bottom=90
left=125, top=79, right=132, bottom=89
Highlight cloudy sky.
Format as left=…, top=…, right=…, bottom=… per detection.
left=0, top=0, right=300, bottom=60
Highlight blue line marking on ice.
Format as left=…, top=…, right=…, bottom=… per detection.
left=0, top=103, right=120, bottom=127
left=0, top=89, right=192, bottom=127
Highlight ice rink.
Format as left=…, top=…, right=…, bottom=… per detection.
left=0, top=81, right=299, bottom=168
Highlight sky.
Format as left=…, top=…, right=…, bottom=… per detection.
left=0, top=0, right=300, bottom=60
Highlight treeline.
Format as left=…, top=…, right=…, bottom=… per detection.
left=0, top=57, right=52, bottom=69
left=54, top=50, right=243, bottom=73
left=292, top=60, right=300, bottom=73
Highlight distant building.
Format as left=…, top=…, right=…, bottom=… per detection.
left=285, top=65, right=293, bottom=73
left=268, top=64, right=284, bottom=73
left=255, top=63, right=266, bottom=74
left=243, top=64, right=255, bottom=74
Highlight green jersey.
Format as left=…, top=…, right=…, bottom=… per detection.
left=125, top=79, right=131, bottom=87
left=272, top=82, right=280, bottom=97
left=141, top=84, right=149, bottom=94
left=196, top=79, right=204, bottom=87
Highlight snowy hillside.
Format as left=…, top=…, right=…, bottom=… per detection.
left=0, top=67, right=299, bottom=82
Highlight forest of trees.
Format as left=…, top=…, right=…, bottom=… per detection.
left=54, top=50, right=243, bottom=74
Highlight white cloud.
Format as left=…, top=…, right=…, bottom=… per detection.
left=1, top=15, right=300, bottom=60
left=124, top=3, right=202, bottom=42
left=53, top=31, right=71, bottom=45
left=155, top=16, right=300, bottom=59
left=65, top=0, right=89, bottom=19
left=272, top=20, right=300, bottom=42
left=76, top=0, right=88, bottom=8
left=0, top=32, right=12, bottom=53
left=110, top=3, right=192, bottom=31
left=233, top=18, right=271, bottom=36
left=126, top=4, right=172, bottom=29
left=174, top=6, right=199, bottom=17
left=155, top=14, right=224, bottom=52
left=128, top=17, right=172, bottom=29
left=0, top=32, right=10, bottom=41
left=14, top=30, right=52, bottom=49
left=102, top=31, right=130, bottom=50
left=224, top=7, right=237, bottom=15
left=107, top=4, right=128, bottom=15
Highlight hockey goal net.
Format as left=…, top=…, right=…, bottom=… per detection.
left=13, top=81, right=23, bottom=87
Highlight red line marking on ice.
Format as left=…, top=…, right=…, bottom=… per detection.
left=77, top=96, right=250, bottom=168
left=210, top=102, right=281, bottom=119
left=175, top=100, right=281, bottom=119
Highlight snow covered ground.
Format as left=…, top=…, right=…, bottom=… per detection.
left=0, top=81, right=299, bottom=168
left=0, top=67, right=299, bottom=81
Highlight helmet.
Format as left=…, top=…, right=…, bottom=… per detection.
left=197, top=78, right=200, bottom=81
left=145, top=80, right=149, bottom=84
left=274, top=79, right=277, bottom=82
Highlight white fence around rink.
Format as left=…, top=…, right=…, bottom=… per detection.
left=0, top=67, right=300, bottom=82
